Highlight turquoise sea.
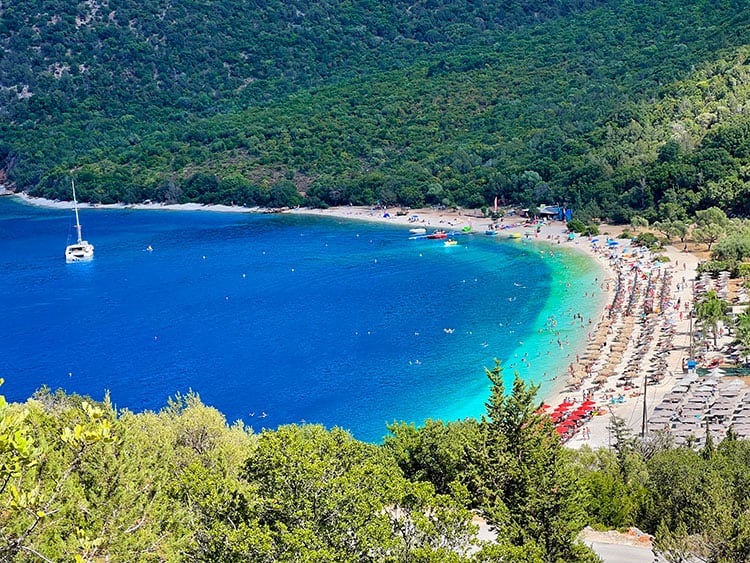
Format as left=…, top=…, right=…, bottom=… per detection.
left=0, top=197, right=605, bottom=442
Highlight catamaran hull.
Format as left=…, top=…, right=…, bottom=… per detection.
left=65, top=243, right=94, bottom=262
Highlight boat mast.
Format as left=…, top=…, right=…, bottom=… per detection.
left=641, top=370, right=647, bottom=437
left=72, top=178, right=83, bottom=244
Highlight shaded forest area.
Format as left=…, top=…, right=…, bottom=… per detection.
left=2, top=0, right=750, bottom=223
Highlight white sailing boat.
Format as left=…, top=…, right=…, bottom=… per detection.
left=65, top=178, right=94, bottom=262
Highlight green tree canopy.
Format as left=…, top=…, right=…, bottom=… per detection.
left=695, top=290, right=730, bottom=348
left=467, top=361, right=596, bottom=562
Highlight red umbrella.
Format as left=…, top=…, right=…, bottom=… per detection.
left=581, top=399, right=597, bottom=408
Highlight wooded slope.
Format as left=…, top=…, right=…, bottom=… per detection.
left=2, top=0, right=750, bottom=221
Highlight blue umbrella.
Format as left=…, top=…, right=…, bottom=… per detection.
left=608, top=240, right=619, bottom=246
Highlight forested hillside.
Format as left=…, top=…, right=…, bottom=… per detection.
left=2, top=0, right=750, bottom=221
left=1, top=0, right=612, bottom=119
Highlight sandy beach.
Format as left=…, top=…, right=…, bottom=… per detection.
left=287, top=204, right=746, bottom=449
left=9, top=191, right=743, bottom=449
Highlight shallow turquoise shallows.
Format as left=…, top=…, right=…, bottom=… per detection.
left=0, top=198, right=605, bottom=442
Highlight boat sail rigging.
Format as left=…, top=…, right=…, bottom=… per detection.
left=65, top=178, right=94, bottom=262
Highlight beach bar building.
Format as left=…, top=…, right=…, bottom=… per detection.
left=538, top=205, right=572, bottom=222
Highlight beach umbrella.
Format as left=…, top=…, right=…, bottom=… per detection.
left=581, top=399, right=597, bottom=408
left=608, top=240, right=619, bottom=246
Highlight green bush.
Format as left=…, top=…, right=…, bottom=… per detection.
left=584, top=224, right=600, bottom=236
left=696, top=260, right=731, bottom=276
left=567, top=218, right=587, bottom=234
left=634, top=232, right=660, bottom=250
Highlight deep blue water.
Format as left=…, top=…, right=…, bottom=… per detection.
left=0, top=198, right=605, bottom=442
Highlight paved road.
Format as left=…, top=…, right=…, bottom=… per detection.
left=477, top=520, right=669, bottom=562
left=588, top=541, right=667, bottom=563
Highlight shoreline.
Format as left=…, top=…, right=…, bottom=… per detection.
left=286, top=206, right=724, bottom=449
left=7, top=193, right=624, bottom=438
left=9, top=191, right=722, bottom=448
left=286, top=207, right=629, bottom=410
left=11, top=190, right=617, bottom=398
left=6, top=190, right=272, bottom=214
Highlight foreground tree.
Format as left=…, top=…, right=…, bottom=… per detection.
left=1, top=388, right=253, bottom=561
left=186, top=424, right=478, bottom=562
left=648, top=437, right=750, bottom=563
left=466, top=362, right=598, bottom=562
left=383, top=418, right=479, bottom=496
left=0, top=387, right=116, bottom=561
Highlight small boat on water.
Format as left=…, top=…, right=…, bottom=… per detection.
left=444, top=239, right=458, bottom=246
left=508, top=232, right=522, bottom=239
left=65, top=178, right=94, bottom=263
left=485, top=230, right=498, bottom=236
left=426, top=230, right=448, bottom=239
left=409, top=227, right=427, bottom=235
